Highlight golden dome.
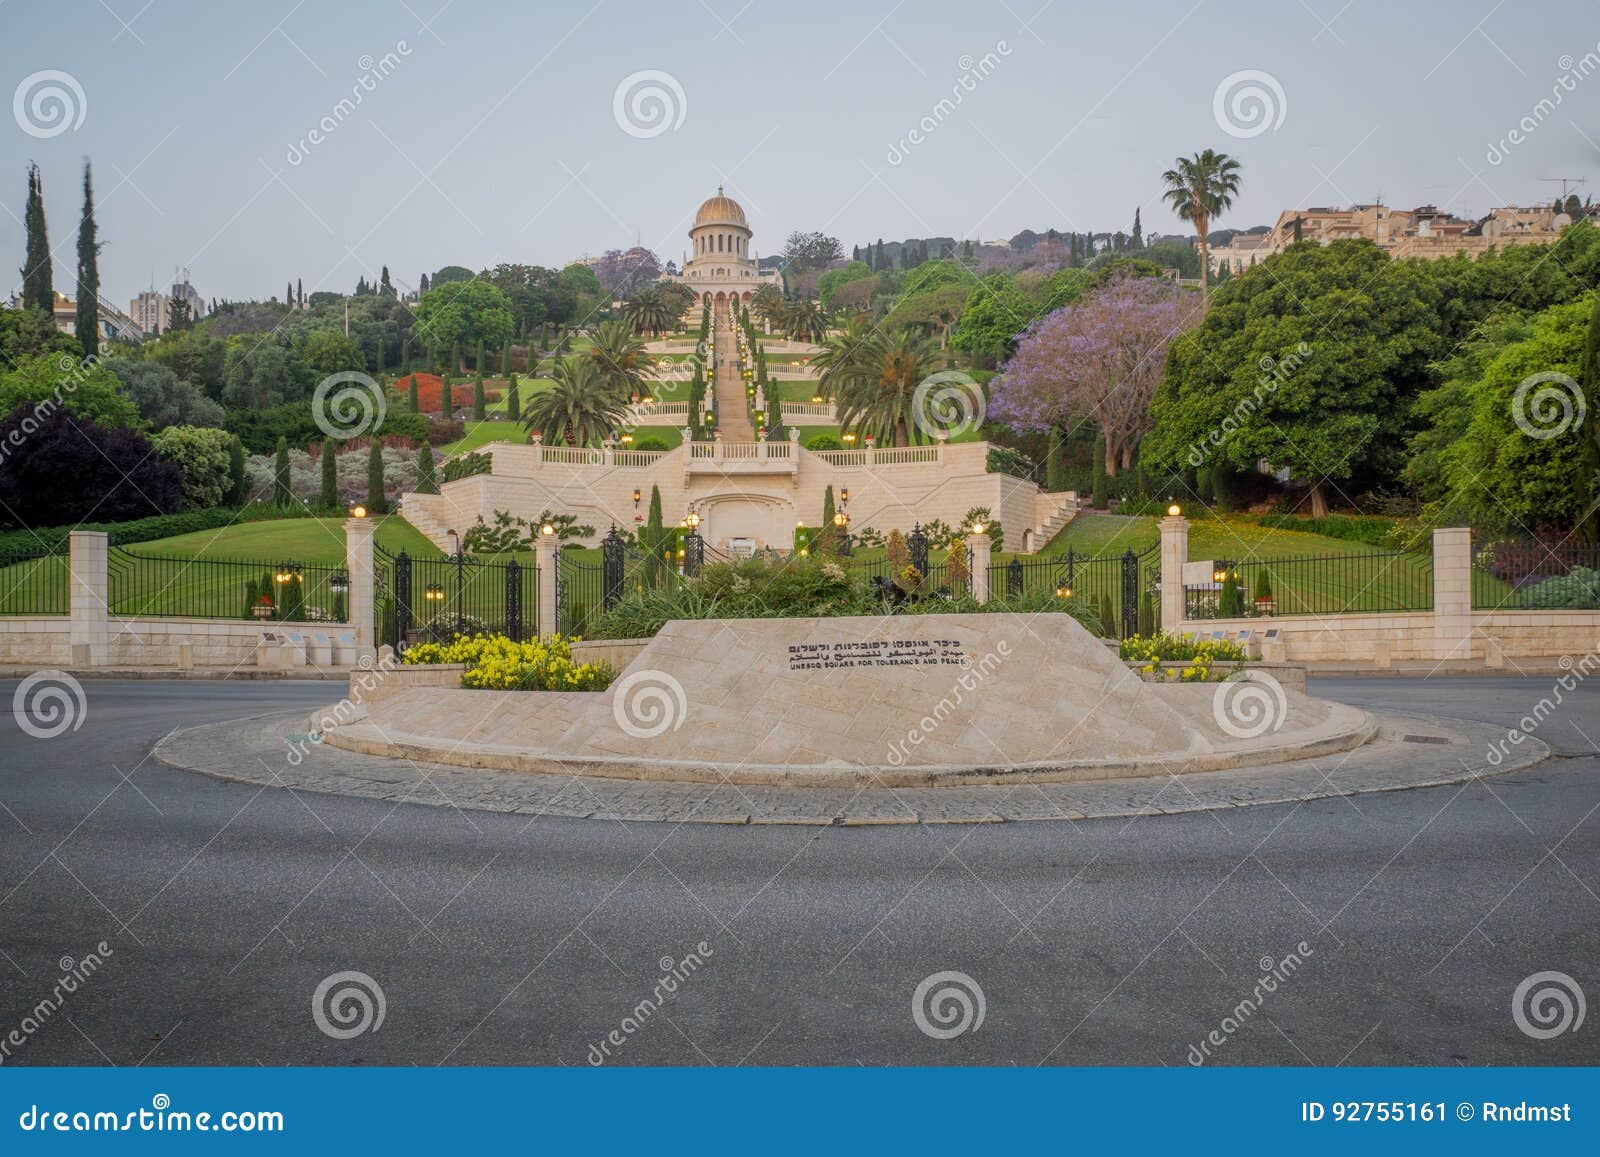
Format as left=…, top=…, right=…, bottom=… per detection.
left=694, top=186, right=747, bottom=229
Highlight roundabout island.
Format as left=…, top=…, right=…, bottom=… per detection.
left=155, top=613, right=1548, bottom=824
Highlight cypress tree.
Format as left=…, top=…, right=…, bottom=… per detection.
left=505, top=372, right=520, bottom=421
left=644, top=485, right=665, bottom=587
left=286, top=281, right=294, bottom=308
left=408, top=372, right=421, bottom=414
left=401, top=339, right=412, bottom=379
left=272, top=437, right=292, bottom=507
left=415, top=445, right=438, bottom=494
left=473, top=368, right=486, bottom=420
left=319, top=438, right=338, bottom=509
left=821, top=485, right=835, bottom=532
left=226, top=435, right=248, bottom=505
left=366, top=440, right=387, bottom=514
left=1046, top=425, right=1067, bottom=492
left=21, top=163, right=52, bottom=312
left=500, top=343, right=511, bottom=376
left=74, top=162, right=100, bottom=358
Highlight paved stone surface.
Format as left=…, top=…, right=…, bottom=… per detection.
left=329, top=615, right=1376, bottom=784
left=156, top=702, right=1545, bottom=824
left=2, top=677, right=1597, bottom=1065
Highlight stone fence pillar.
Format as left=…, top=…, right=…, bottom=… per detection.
left=968, top=531, right=993, bottom=604
left=1159, top=510, right=1188, bottom=635
left=535, top=533, right=560, bottom=640
left=68, top=531, right=109, bottom=666
left=345, top=515, right=376, bottom=659
left=1432, top=527, right=1473, bottom=662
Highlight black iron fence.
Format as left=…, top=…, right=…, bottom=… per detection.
left=560, top=528, right=691, bottom=635
left=385, top=548, right=533, bottom=646
left=990, top=547, right=1157, bottom=638
left=107, top=548, right=352, bottom=623
left=0, top=544, right=70, bottom=615
left=1472, top=539, right=1600, bottom=610
left=1184, top=551, right=1434, bottom=619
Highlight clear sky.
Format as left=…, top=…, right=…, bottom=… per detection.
left=4, top=0, right=1598, bottom=306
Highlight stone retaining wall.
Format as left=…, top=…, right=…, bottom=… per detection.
left=1181, top=609, right=1600, bottom=665
left=0, top=613, right=358, bottom=670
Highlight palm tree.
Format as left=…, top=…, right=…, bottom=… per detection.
left=750, top=284, right=785, bottom=328
left=586, top=318, right=655, bottom=401
left=783, top=298, right=828, bottom=344
left=623, top=286, right=675, bottom=337
left=811, top=314, right=874, bottom=402
left=521, top=356, right=628, bottom=447
left=836, top=329, right=938, bottom=447
left=1160, top=149, right=1243, bottom=299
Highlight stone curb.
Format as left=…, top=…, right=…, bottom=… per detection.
left=0, top=666, right=350, bottom=681
left=151, top=708, right=1551, bottom=826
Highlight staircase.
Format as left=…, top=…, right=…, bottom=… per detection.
left=1032, top=495, right=1080, bottom=551
left=398, top=493, right=454, bottom=552
left=710, top=304, right=755, bottom=441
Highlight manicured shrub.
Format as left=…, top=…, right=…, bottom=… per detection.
left=415, top=445, right=438, bottom=494
left=319, top=437, right=338, bottom=509
left=401, top=634, right=613, bottom=691
left=365, top=441, right=387, bottom=514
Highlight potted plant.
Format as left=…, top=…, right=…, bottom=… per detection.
left=253, top=595, right=274, bottom=620
left=1253, top=570, right=1275, bottom=616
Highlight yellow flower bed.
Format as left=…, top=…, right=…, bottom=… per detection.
left=402, top=633, right=614, bottom=691
left=1122, top=632, right=1252, bottom=682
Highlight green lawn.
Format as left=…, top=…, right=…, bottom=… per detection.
left=1043, top=510, right=1387, bottom=560
left=122, top=515, right=442, bottom=564
left=1044, top=511, right=1434, bottom=616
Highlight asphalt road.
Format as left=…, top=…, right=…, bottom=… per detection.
left=0, top=675, right=1595, bottom=1066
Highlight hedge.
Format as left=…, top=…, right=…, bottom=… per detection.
left=1246, top=513, right=1396, bottom=546
left=0, top=503, right=320, bottom=555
